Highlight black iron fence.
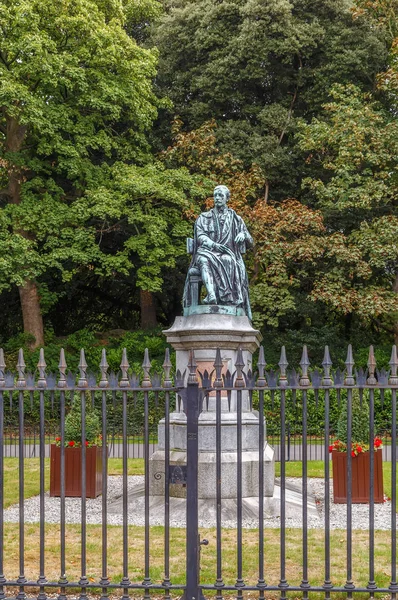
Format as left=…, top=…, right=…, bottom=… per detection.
left=0, top=344, right=396, bottom=599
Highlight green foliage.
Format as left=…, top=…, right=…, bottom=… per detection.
left=152, top=0, right=388, bottom=200
left=64, top=395, right=101, bottom=446
left=337, top=391, right=370, bottom=445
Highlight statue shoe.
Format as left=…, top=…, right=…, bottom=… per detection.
left=202, top=294, right=217, bottom=304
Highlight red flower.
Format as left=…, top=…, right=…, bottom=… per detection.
left=351, top=451, right=356, bottom=457
left=55, top=437, right=61, bottom=442
left=85, top=441, right=89, bottom=446
left=374, top=438, right=382, bottom=448
left=68, top=440, right=75, bottom=447
left=356, top=445, right=363, bottom=453
left=329, top=445, right=334, bottom=453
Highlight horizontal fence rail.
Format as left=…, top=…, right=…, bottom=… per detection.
left=0, top=344, right=396, bottom=600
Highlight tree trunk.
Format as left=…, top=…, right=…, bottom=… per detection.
left=18, top=280, right=45, bottom=348
left=140, top=289, right=157, bottom=329
left=6, top=115, right=45, bottom=346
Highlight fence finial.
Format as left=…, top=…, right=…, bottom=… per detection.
left=162, top=348, right=172, bottom=388
left=234, top=347, right=245, bottom=388
left=256, top=346, right=267, bottom=387
left=322, top=346, right=333, bottom=386
left=367, top=345, right=377, bottom=385
left=99, top=348, right=109, bottom=388
left=142, top=348, right=152, bottom=388
left=213, top=348, right=223, bottom=388
left=0, top=349, right=5, bottom=388
left=187, top=349, right=197, bottom=384
left=119, top=348, right=130, bottom=388
left=78, top=349, right=88, bottom=388
left=344, top=344, right=355, bottom=386
left=58, top=348, right=67, bottom=388
left=278, top=346, right=288, bottom=388
left=37, top=348, right=47, bottom=388
left=299, top=345, right=311, bottom=387
left=389, top=345, right=398, bottom=385
left=17, top=348, right=26, bottom=388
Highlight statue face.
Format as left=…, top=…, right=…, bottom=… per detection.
left=214, top=187, right=228, bottom=208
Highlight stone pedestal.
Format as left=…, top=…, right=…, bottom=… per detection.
left=149, top=313, right=275, bottom=500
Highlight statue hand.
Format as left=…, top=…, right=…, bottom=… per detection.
left=235, top=232, right=245, bottom=243
left=202, top=238, right=213, bottom=250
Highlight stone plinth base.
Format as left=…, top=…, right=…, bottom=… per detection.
left=149, top=313, right=275, bottom=500
left=149, top=446, right=275, bottom=499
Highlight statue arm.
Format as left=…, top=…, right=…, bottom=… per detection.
left=235, top=217, right=253, bottom=247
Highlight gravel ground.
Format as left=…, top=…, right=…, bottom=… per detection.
left=2, top=475, right=393, bottom=530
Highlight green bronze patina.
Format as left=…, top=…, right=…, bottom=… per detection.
left=183, top=185, right=253, bottom=319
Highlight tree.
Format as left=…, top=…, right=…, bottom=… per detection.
left=151, top=0, right=388, bottom=202
left=84, top=161, right=212, bottom=328
left=0, top=0, right=161, bottom=346
left=297, top=80, right=398, bottom=340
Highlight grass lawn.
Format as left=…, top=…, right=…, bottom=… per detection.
left=1, top=458, right=397, bottom=597
left=1, top=524, right=396, bottom=595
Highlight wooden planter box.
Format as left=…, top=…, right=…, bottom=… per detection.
left=332, top=448, right=383, bottom=504
left=50, top=444, right=103, bottom=498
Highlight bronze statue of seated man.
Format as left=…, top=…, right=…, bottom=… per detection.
left=183, top=185, right=253, bottom=320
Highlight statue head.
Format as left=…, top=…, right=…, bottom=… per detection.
left=213, top=185, right=230, bottom=208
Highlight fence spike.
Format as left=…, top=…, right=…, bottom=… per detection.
left=299, top=345, right=311, bottom=387
left=187, top=349, right=197, bottom=384
left=234, top=347, right=245, bottom=388
left=213, top=348, right=223, bottom=388
left=57, top=348, right=67, bottom=388
left=256, top=346, right=267, bottom=387
left=367, top=345, right=377, bottom=385
left=99, top=348, right=109, bottom=388
left=162, top=348, right=172, bottom=388
left=0, top=349, right=5, bottom=388
left=78, top=348, right=88, bottom=388
left=322, top=346, right=333, bottom=386
left=17, top=348, right=26, bottom=388
left=37, top=348, right=47, bottom=388
left=389, top=345, right=398, bottom=385
left=119, top=348, right=130, bottom=388
left=278, top=346, right=288, bottom=388
left=344, top=344, right=355, bottom=386
left=142, top=348, right=152, bottom=388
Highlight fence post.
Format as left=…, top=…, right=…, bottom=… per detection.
left=184, top=357, right=201, bottom=600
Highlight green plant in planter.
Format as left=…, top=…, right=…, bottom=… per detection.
left=55, top=396, right=102, bottom=448
left=329, top=390, right=382, bottom=457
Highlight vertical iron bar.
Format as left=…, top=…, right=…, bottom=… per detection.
left=79, top=391, right=89, bottom=599
left=235, top=389, right=244, bottom=596
left=38, top=389, right=47, bottom=599
left=391, top=389, right=397, bottom=598
left=100, top=390, right=110, bottom=600
left=58, top=390, right=67, bottom=600
left=345, top=389, right=354, bottom=595
left=279, top=389, right=287, bottom=600
left=17, top=390, right=27, bottom=600
left=143, top=389, right=151, bottom=597
left=121, top=389, right=130, bottom=598
left=163, top=390, right=171, bottom=600
left=215, top=387, right=223, bottom=599
left=368, top=389, right=376, bottom=593
left=0, top=390, right=5, bottom=600
left=257, top=388, right=265, bottom=596
left=301, top=390, right=309, bottom=597
left=323, top=389, right=332, bottom=598
left=184, top=378, right=200, bottom=600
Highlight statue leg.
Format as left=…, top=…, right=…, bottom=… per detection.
left=197, top=257, right=216, bottom=304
